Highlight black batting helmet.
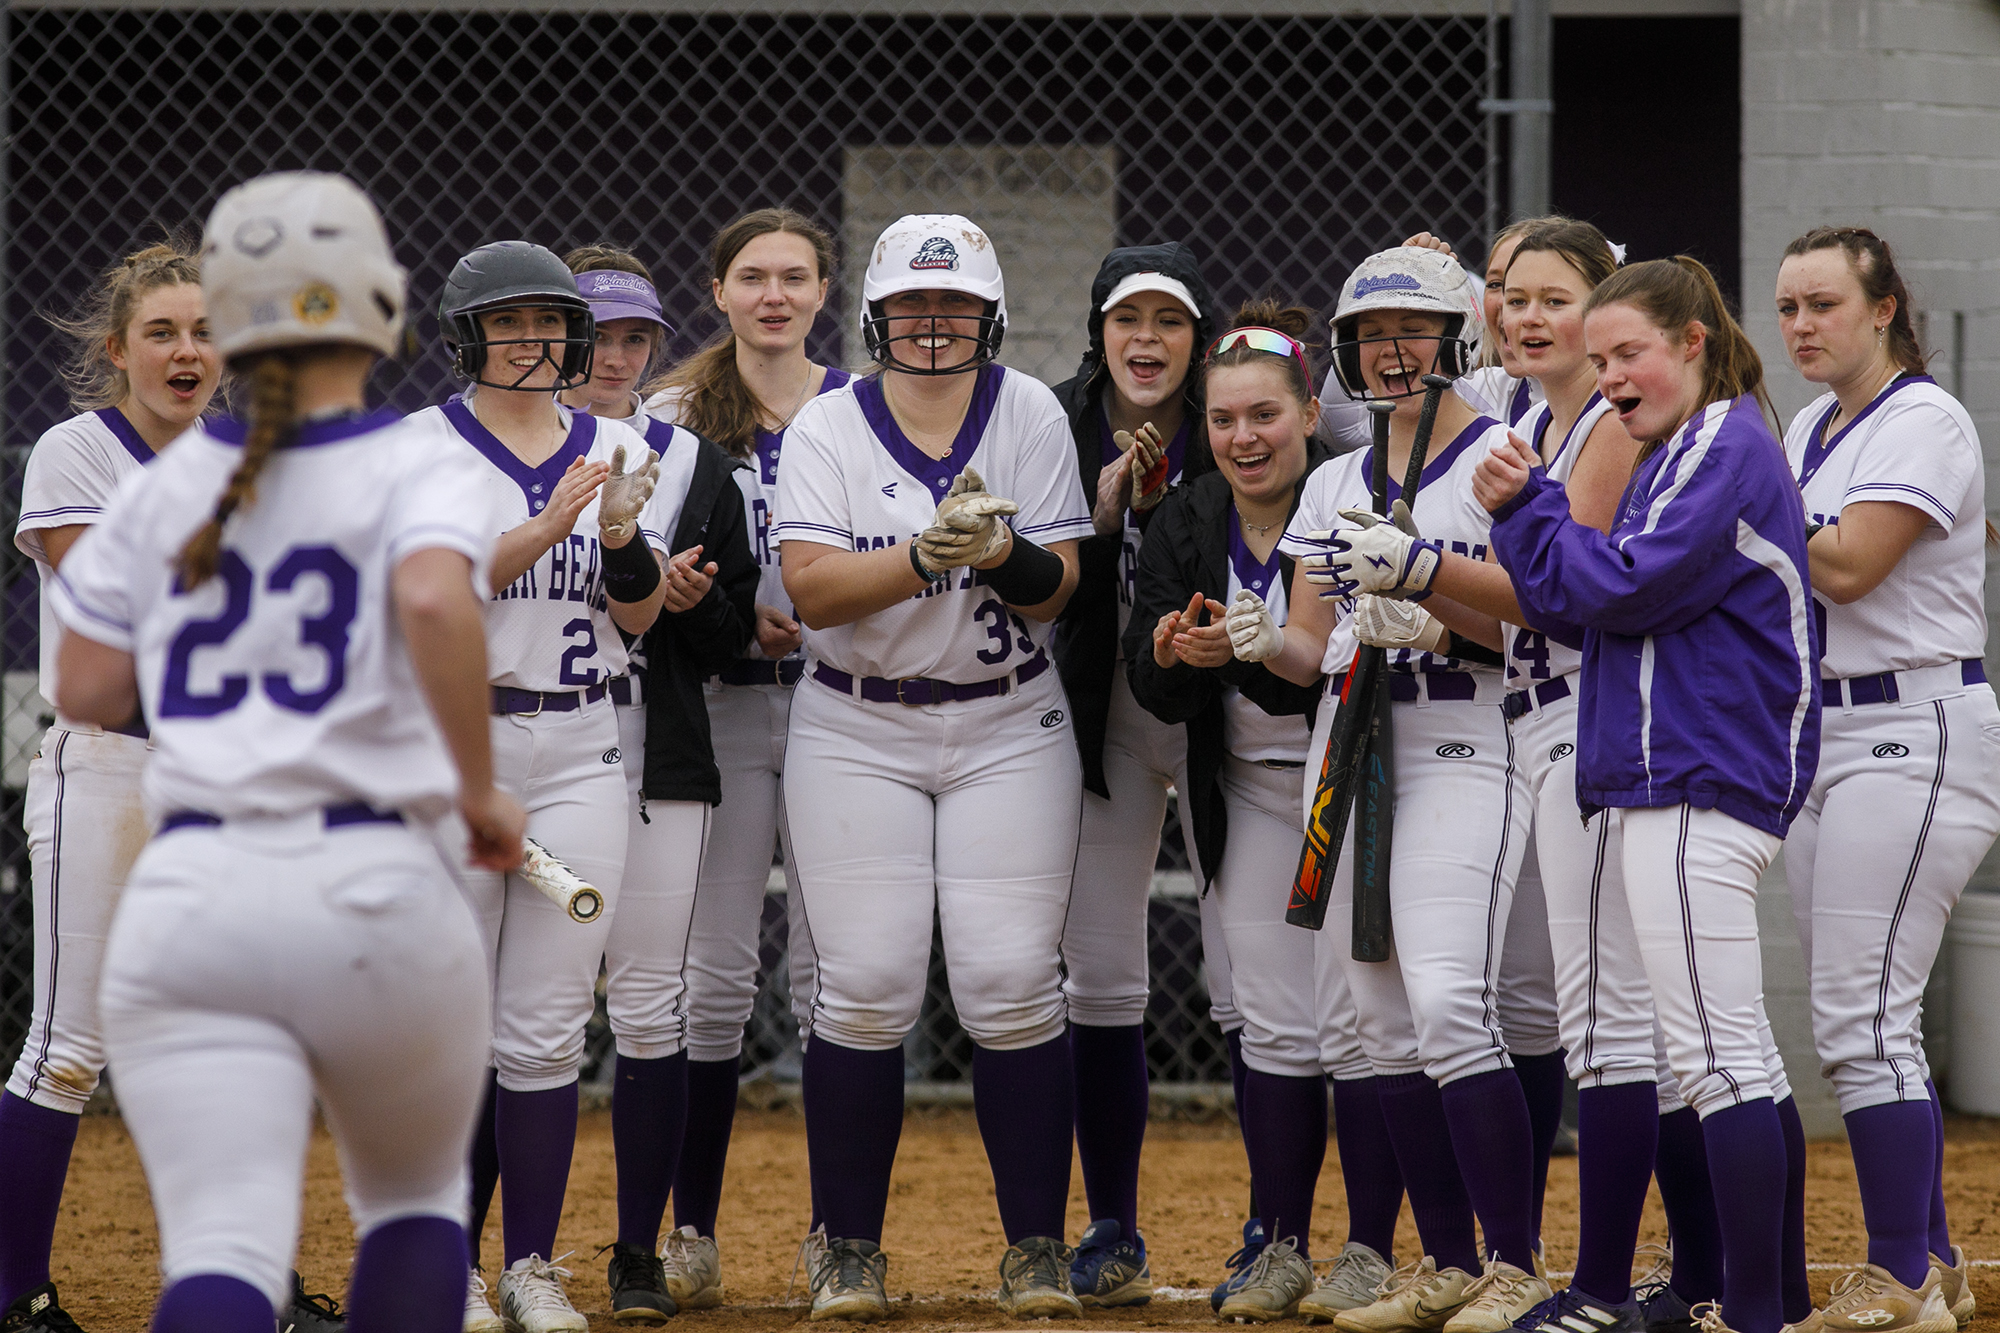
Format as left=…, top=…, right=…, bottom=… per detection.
left=439, top=240, right=594, bottom=391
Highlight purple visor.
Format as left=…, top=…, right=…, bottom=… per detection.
left=576, top=269, right=672, bottom=334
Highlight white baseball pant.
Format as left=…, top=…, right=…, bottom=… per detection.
left=7, top=727, right=150, bottom=1112
left=1499, top=843, right=1562, bottom=1057
left=783, top=669, right=1081, bottom=1051
left=101, top=818, right=489, bottom=1310
left=1786, top=683, right=2000, bottom=1113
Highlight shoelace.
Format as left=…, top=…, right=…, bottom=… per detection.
left=1233, top=1238, right=1300, bottom=1290
left=1462, top=1261, right=1534, bottom=1309
left=829, top=1241, right=885, bottom=1297
left=1314, top=1250, right=1386, bottom=1301
left=293, top=1280, right=343, bottom=1320
left=511, top=1255, right=578, bottom=1311
left=1691, top=1300, right=1730, bottom=1333
left=1377, top=1258, right=1437, bottom=1301
left=786, top=1229, right=829, bottom=1304
left=1633, top=1243, right=1674, bottom=1292
left=608, top=1247, right=670, bottom=1296
left=1223, top=1238, right=1267, bottom=1276
left=661, top=1230, right=705, bottom=1267
left=1518, top=1286, right=1603, bottom=1331
left=1826, top=1269, right=1894, bottom=1311
left=1003, top=1242, right=1074, bottom=1293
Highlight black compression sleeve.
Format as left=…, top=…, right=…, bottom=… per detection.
left=601, top=535, right=663, bottom=602
left=980, top=534, right=1066, bottom=606
left=1446, top=633, right=1505, bottom=668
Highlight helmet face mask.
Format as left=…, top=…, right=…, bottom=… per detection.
left=858, top=214, right=1007, bottom=375
left=1332, top=317, right=1474, bottom=402
left=1328, top=245, right=1484, bottom=401
left=861, top=292, right=1005, bottom=377
left=439, top=241, right=595, bottom=392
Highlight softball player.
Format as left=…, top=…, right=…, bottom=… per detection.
left=773, top=214, right=1093, bottom=1321
left=407, top=240, right=668, bottom=1333
left=50, top=171, right=523, bottom=1333
left=643, top=210, right=849, bottom=1307
left=0, top=242, right=218, bottom=1333
left=1776, top=226, right=1996, bottom=1333
left=1235, top=246, right=1550, bottom=1333
left=1126, top=307, right=1410, bottom=1322
left=1473, top=256, right=1820, bottom=1333
left=1048, top=242, right=1219, bottom=1306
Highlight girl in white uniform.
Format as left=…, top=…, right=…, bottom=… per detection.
left=1776, top=226, right=1998, bottom=1333
left=408, top=240, right=668, bottom=1333
left=0, top=242, right=218, bottom=1333
left=643, top=210, right=849, bottom=1307
left=1235, top=246, right=1550, bottom=1333
left=774, top=215, right=1093, bottom=1322
left=50, top=171, right=524, bottom=1333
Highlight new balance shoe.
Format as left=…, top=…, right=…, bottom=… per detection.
left=1513, top=1287, right=1647, bottom=1333
left=463, top=1270, right=504, bottom=1333
left=1300, top=1243, right=1393, bottom=1323
left=1070, top=1219, right=1152, bottom=1308
left=1, top=1283, right=87, bottom=1333
left=660, top=1225, right=723, bottom=1310
left=1820, top=1265, right=1954, bottom=1333
left=1333, top=1257, right=1478, bottom=1333
left=998, top=1237, right=1083, bottom=1320
left=1931, top=1248, right=1975, bottom=1329
left=1212, top=1220, right=1270, bottom=1313
left=1217, top=1236, right=1315, bottom=1322
left=606, top=1241, right=677, bottom=1324
left=807, top=1237, right=889, bottom=1322
left=497, top=1254, right=588, bottom=1333
left=281, top=1273, right=345, bottom=1333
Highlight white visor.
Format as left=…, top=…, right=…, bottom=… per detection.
left=1100, top=273, right=1200, bottom=319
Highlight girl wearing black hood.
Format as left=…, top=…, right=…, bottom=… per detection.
left=1049, top=244, right=1220, bottom=1306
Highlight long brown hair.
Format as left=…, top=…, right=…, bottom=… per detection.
left=176, top=355, right=294, bottom=587
left=1780, top=226, right=1925, bottom=375
left=1477, top=214, right=1573, bottom=368
left=49, top=241, right=203, bottom=412
left=1584, top=256, right=1773, bottom=445
left=647, top=209, right=836, bottom=459
left=1505, top=219, right=1619, bottom=293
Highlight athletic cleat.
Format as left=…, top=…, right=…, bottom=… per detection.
left=1213, top=1220, right=1270, bottom=1313
left=1300, top=1243, right=1393, bottom=1323
left=1071, top=1218, right=1153, bottom=1308
left=997, top=1237, right=1084, bottom=1320
left=1217, top=1236, right=1315, bottom=1322
left=498, top=1254, right=589, bottom=1333
left=1636, top=1280, right=1698, bottom=1333
left=1692, top=1304, right=1739, bottom=1333
left=1333, top=1257, right=1478, bottom=1333
left=606, top=1241, right=677, bottom=1324
left=464, top=1270, right=505, bottom=1333
left=1513, top=1287, right=1647, bottom=1333
left=807, top=1237, right=889, bottom=1322
left=1444, top=1260, right=1552, bottom=1333
left=1780, top=1314, right=1823, bottom=1333
left=1, top=1283, right=87, bottom=1333
left=659, top=1225, right=723, bottom=1309
left=1819, top=1265, right=1954, bottom=1333
left=281, top=1273, right=346, bottom=1333
left=1931, top=1248, right=1974, bottom=1328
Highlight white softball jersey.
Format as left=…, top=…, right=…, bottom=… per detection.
left=18, top=409, right=160, bottom=729
left=1784, top=375, right=1987, bottom=679
left=1458, top=365, right=1540, bottom=426
left=49, top=409, right=494, bottom=821
left=773, top=364, right=1095, bottom=681
left=407, top=399, right=677, bottom=691
left=1223, top=518, right=1310, bottom=765
left=1501, top=393, right=1614, bottom=692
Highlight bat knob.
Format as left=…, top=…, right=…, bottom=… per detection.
left=1420, top=373, right=1453, bottom=390
left=1364, top=400, right=1398, bottom=418
left=569, top=888, right=604, bottom=923
left=1351, top=941, right=1393, bottom=963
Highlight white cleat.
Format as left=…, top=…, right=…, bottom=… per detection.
left=464, top=1269, right=505, bottom=1333
left=497, top=1254, right=589, bottom=1333
left=660, top=1224, right=725, bottom=1309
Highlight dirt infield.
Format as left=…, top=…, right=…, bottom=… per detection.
left=45, top=1107, right=2000, bottom=1332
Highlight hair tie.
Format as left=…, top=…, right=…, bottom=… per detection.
left=1608, top=241, right=1628, bottom=266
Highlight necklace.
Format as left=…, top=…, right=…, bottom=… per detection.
left=761, top=364, right=815, bottom=432
left=1239, top=514, right=1277, bottom=535
left=885, top=378, right=962, bottom=457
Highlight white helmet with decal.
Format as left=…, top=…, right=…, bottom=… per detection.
left=859, top=213, right=1007, bottom=374
left=1328, top=245, right=1483, bottom=400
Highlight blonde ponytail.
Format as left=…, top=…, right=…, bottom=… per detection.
left=176, top=355, right=294, bottom=587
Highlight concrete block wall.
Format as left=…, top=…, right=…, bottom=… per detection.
left=1741, top=0, right=2000, bottom=1134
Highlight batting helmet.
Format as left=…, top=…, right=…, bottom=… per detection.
left=859, top=214, right=1006, bottom=375
left=439, top=241, right=594, bottom=390
left=1329, top=246, right=1484, bottom=401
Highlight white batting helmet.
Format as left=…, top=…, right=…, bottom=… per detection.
left=201, top=171, right=407, bottom=362
left=859, top=214, right=1007, bottom=374
left=1329, top=245, right=1484, bottom=400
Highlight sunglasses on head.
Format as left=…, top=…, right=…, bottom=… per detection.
left=1206, top=326, right=1313, bottom=388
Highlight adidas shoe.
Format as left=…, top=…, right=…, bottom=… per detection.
left=606, top=1241, right=677, bottom=1324
left=998, top=1237, right=1083, bottom=1320
left=0, top=1283, right=87, bottom=1333
left=660, top=1225, right=723, bottom=1310
left=1514, top=1287, right=1647, bottom=1333
left=1217, top=1236, right=1315, bottom=1322
left=1300, top=1243, right=1393, bottom=1323
left=807, top=1237, right=889, bottom=1322
left=1931, top=1248, right=1974, bottom=1329
left=1070, top=1219, right=1153, bottom=1308
left=1333, top=1257, right=1478, bottom=1333
left=281, top=1273, right=345, bottom=1333
left=1212, top=1220, right=1270, bottom=1314
left=497, top=1254, right=588, bottom=1333
left=463, top=1270, right=504, bottom=1333
left=1820, top=1265, right=1954, bottom=1333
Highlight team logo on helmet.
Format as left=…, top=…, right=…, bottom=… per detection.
left=233, top=217, right=284, bottom=259
left=1354, top=272, right=1423, bottom=299
left=293, top=283, right=339, bottom=325
left=910, top=237, right=961, bottom=271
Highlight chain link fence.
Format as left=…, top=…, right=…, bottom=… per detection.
left=0, top=3, right=1497, bottom=1096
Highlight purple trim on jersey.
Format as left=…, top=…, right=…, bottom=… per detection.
left=1845, top=481, right=1956, bottom=523
left=755, top=367, right=853, bottom=485
left=442, top=400, right=593, bottom=516
left=93, top=407, right=156, bottom=466
left=853, top=363, right=1004, bottom=498
left=1508, top=378, right=1533, bottom=426
left=1359, top=415, right=1499, bottom=504
left=1798, top=374, right=1936, bottom=492
left=1546, top=393, right=1605, bottom=470
left=1098, top=411, right=1190, bottom=481
left=1228, top=505, right=1282, bottom=599
left=206, top=406, right=403, bottom=451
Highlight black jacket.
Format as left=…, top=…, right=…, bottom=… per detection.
left=1049, top=243, right=1221, bottom=796
left=640, top=438, right=759, bottom=805
left=1119, top=449, right=1335, bottom=887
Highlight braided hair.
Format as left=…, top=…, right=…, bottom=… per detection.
left=175, top=355, right=295, bottom=587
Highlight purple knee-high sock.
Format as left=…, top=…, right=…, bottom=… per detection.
left=1655, top=1107, right=1723, bottom=1304
left=1843, top=1100, right=1934, bottom=1287
left=1438, top=1069, right=1538, bottom=1270
left=802, top=1038, right=904, bottom=1244
left=1376, top=1073, right=1479, bottom=1273
left=1569, top=1083, right=1660, bottom=1306
left=1701, top=1100, right=1786, bottom=1333
left=1926, top=1080, right=1951, bottom=1258
left=1226, top=1029, right=1259, bottom=1219
left=150, top=1274, right=272, bottom=1333
left=1776, top=1097, right=1811, bottom=1325
left=348, top=1215, right=469, bottom=1333
left=672, top=1058, right=741, bottom=1238
left=0, top=1092, right=82, bottom=1309
left=1513, top=1051, right=1568, bottom=1246
left=466, top=1072, right=499, bottom=1271
left=1070, top=1023, right=1148, bottom=1237
left=1239, top=1070, right=1327, bottom=1258
left=1332, top=1077, right=1404, bottom=1258
left=496, top=1082, right=580, bottom=1266
left=613, top=1052, right=689, bottom=1253
left=974, top=1037, right=1075, bottom=1245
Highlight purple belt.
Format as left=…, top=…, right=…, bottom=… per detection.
left=1822, top=658, right=1985, bottom=707
left=491, top=682, right=609, bottom=715
left=161, top=802, right=403, bottom=835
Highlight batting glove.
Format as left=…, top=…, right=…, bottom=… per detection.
left=1117, top=422, right=1171, bottom=512
left=1225, top=588, right=1285, bottom=662
left=1351, top=593, right=1448, bottom=653
left=1302, top=508, right=1443, bottom=599
left=916, top=466, right=1019, bottom=570
left=599, top=444, right=662, bottom=544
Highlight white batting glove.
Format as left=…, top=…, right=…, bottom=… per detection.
left=1351, top=593, right=1449, bottom=653
left=1117, top=422, right=1171, bottom=512
left=1225, top=588, right=1285, bottom=662
left=1300, top=508, right=1443, bottom=599
left=598, top=444, right=661, bottom=544
left=916, top=466, right=1019, bottom=570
